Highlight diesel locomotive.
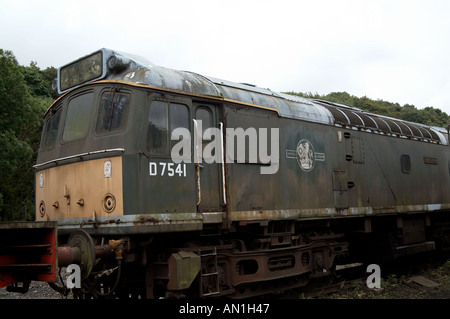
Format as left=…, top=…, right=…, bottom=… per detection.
left=1, top=48, right=450, bottom=298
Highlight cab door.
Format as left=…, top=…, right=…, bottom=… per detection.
left=194, top=103, right=226, bottom=213
left=139, top=97, right=197, bottom=215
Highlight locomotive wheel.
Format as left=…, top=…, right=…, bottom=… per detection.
left=67, top=229, right=96, bottom=281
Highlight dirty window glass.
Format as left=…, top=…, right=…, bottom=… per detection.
left=62, top=92, right=94, bottom=143
left=195, top=107, right=213, bottom=160
left=147, top=101, right=190, bottom=155
left=170, top=103, right=189, bottom=148
left=147, top=101, right=168, bottom=155
left=195, top=107, right=212, bottom=137
left=42, top=107, right=62, bottom=149
left=96, top=91, right=131, bottom=134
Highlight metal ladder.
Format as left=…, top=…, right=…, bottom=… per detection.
left=199, top=247, right=220, bottom=296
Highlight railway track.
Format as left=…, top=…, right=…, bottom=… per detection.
left=272, top=251, right=450, bottom=299
left=1, top=252, right=449, bottom=300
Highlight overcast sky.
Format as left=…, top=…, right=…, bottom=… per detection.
left=2, top=0, right=450, bottom=115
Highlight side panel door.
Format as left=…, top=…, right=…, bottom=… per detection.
left=194, top=103, right=225, bottom=212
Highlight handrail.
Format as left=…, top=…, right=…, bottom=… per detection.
left=219, top=122, right=227, bottom=205
left=193, top=119, right=201, bottom=206
left=33, top=148, right=125, bottom=168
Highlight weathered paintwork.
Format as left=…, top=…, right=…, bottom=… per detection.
left=36, top=156, right=124, bottom=221
left=224, top=103, right=450, bottom=222
left=35, top=48, right=450, bottom=236
left=4, top=48, right=450, bottom=298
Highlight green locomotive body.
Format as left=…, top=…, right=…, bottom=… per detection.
left=1, top=48, right=449, bottom=298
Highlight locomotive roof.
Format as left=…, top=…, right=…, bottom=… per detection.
left=55, top=48, right=448, bottom=145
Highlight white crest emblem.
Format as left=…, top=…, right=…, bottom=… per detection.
left=297, top=139, right=315, bottom=172
left=286, top=139, right=325, bottom=172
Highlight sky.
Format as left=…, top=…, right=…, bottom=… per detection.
left=2, top=0, right=450, bottom=114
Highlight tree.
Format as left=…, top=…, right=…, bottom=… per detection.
left=0, top=49, right=52, bottom=221
left=323, top=91, right=356, bottom=107
left=283, top=91, right=450, bottom=127
left=21, top=62, right=58, bottom=100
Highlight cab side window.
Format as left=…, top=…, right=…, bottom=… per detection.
left=62, top=92, right=94, bottom=143
left=41, top=106, right=62, bottom=150
left=146, top=101, right=189, bottom=156
left=170, top=103, right=189, bottom=149
left=195, top=107, right=212, bottom=137
left=147, top=101, right=168, bottom=155
left=96, top=91, right=131, bottom=134
left=195, top=107, right=214, bottom=159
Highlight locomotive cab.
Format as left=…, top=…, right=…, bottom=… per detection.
left=34, top=49, right=224, bottom=235
left=35, top=86, right=128, bottom=229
